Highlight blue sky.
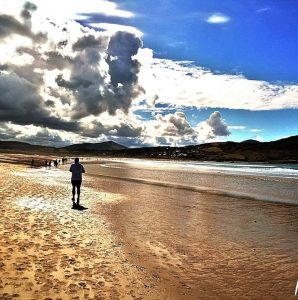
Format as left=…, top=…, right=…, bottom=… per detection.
left=86, top=0, right=298, bottom=142
left=0, top=0, right=297, bottom=146
left=92, top=0, right=298, bottom=83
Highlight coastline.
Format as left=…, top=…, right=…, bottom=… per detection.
left=0, top=151, right=297, bottom=169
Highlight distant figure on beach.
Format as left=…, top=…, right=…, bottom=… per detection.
left=31, top=159, right=34, bottom=167
left=54, top=159, right=58, bottom=168
left=45, top=160, right=48, bottom=168
left=69, top=157, right=85, bottom=207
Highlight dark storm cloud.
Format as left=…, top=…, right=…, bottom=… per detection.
left=9, top=63, right=43, bottom=86
left=16, top=47, right=72, bottom=70
left=56, top=31, right=144, bottom=119
left=21, top=128, right=71, bottom=147
left=0, top=122, right=22, bottom=140
left=114, top=123, right=143, bottom=137
left=0, top=1, right=47, bottom=43
left=155, top=136, right=170, bottom=145
left=0, top=14, right=34, bottom=39
left=82, top=121, right=107, bottom=138
left=48, top=88, right=71, bottom=105
left=0, top=72, right=41, bottom=112
left=106, top=31, right=142, bottom=86
left=2, top=47, right=72, bottom=122
left=44, top=100, right=55, bottom=108
left=72, top=35, right=103, bottom=51
left=55, top=35, right=109, bottom=119
left=0, top=64, right=9, bottom=71
left=0, top=72, right=80, bottom=132
left=20, top=2, right=37, bottom=21
left=56, top=74, right=93, bottom=89
left=0, top=10, right=146, bottom=141
left=82, top=120, right=143, bottom=138
left=44, top=51, right=73, bottom=70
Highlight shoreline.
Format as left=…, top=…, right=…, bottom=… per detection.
left=0, top=151, right=297, bottom=167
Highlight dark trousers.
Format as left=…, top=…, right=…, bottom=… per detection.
left=71, top=180, right=82, bottom=203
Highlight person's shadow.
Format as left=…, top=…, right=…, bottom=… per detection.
left=72, top=203, right=88, bottom=211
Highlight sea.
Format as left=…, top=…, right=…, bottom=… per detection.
left=86, top=159, right=298, bottom=205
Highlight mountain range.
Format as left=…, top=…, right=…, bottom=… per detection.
left=0, top=136, right=297, bottom=163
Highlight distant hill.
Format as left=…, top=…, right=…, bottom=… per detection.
left=181, top=135, right=298, bottom=162
left=0, top=140, right=126, bottom=154
left=241, top=139, right=261, bottom=144
left=111, top=135, right=298, bottom=163
left=269, top=135, right=298, bottom=146
left=0, top=136, right=297, bottom=163
left=0, top=141, right=55, bottom=152
left=63, top=141, right=127, bottom=151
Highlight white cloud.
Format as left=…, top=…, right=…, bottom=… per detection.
left=206, top=13, right=230, bottom=24
left=196, top=111, right=230, bottom=139
left=0, top=0, right=134, bottom=22
left=254, top=135, right=263, bottom=142
left=142, top=111, right=230, bottom=146
left=137, top=58, right=298, bottom=111
left=256, top=8, right=270, bottom=14
left=0, top=36, right=34, bottom=66
left=251, top=129, right=262, bottom=132
left=228, top=126, right=246, bottom=130
left=228, top=126, right=262, bottom=133
left=89, top=23, right=143, bottom=37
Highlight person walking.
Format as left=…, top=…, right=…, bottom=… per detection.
left=69, top=157, right=85, bottom=207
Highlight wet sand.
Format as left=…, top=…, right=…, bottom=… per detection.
left=1, top=160, right=298, bottom=299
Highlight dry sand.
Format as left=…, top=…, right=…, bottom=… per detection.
left=0, top=162, right=172, bottom=300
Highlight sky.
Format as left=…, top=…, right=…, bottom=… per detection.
left=0, top=0, right=297, bottom=147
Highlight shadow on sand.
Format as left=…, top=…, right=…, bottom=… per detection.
left=71, top=204, right=88, bottom=211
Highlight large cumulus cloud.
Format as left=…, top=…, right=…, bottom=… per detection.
left=55, top=31, right=143, bottom=119
left=154, top=112, right=195, bottom=137
left=144, top=110, right=231, bottom=146
left=82, top=119, right=143, bottom=138
left=0, top=69, right=80, bottom=132
left=0, top=1, right=145, bottom=143
left=197, top=111, right=230, bottom=139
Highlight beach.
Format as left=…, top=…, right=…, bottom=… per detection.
left=0, top=158, right=298, bottom=299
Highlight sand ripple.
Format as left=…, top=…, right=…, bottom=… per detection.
left=0, top=163, right=163, bottom=299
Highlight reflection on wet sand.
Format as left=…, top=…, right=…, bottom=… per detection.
left=87, top=161, right=298, bottom=299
